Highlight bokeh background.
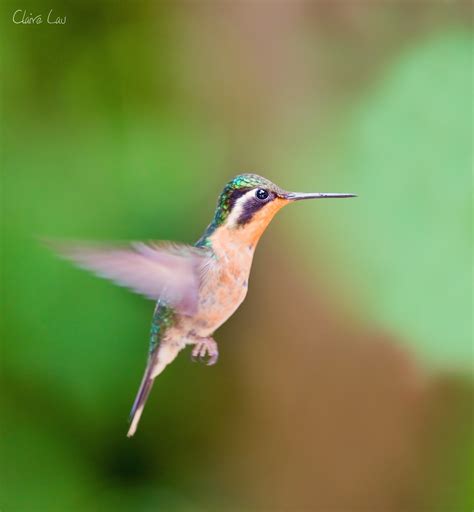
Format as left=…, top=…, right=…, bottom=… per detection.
left=1, top=1, right=472, bottom=511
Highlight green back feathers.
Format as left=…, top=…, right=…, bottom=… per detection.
left=149, top=302, right=175, bottom=353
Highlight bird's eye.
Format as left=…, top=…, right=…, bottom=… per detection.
left=255, top=189, right=269, bottom=201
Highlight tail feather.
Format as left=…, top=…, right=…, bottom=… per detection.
left=127, top=362, right=155, bottom=437
left=127, top=342, right=182, bottom=437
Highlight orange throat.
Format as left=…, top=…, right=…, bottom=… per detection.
left=209, top=197, right=289, bottom=252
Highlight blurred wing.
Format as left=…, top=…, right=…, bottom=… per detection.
left=49, top=240, right=212, bottom=315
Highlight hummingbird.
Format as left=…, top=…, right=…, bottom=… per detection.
left=52, top=173, right=355, bottom=436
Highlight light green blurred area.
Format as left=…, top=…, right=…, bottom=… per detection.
left=1, top=2, right=472, bottom=511
left=287, top=30, right=472, bottom=370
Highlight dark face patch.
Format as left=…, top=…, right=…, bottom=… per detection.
left=228, top=187, right=252, bottom=212
left=195, top=173, right=283, bottom=247
left=237, top=189, right=275, bottom=225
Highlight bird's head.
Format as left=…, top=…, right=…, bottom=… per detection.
left=197, top=173, right=356, bottom=248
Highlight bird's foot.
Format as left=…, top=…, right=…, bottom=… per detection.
left=191, top=337, right=218, bottom=366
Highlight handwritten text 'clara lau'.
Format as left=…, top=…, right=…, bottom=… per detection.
left=12, top=9, right=66, bottom=25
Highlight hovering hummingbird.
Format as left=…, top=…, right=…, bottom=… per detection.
left=52, top=174, right=355, bottom=436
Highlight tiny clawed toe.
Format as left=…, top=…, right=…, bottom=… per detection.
left=191, top=339, right=218, bottom=366
left=207, top=353, right=218, bottom=366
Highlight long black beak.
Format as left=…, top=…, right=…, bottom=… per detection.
left=284, top=191, right=357, bottom=201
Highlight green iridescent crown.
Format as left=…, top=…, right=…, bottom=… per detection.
left=196, top=173, right=279, bottom=246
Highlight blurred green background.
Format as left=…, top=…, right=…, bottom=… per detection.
left=1, top=1, right=472, bottom=511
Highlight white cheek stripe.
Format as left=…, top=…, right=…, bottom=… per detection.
left=226, top=189, right=257, bottom=228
